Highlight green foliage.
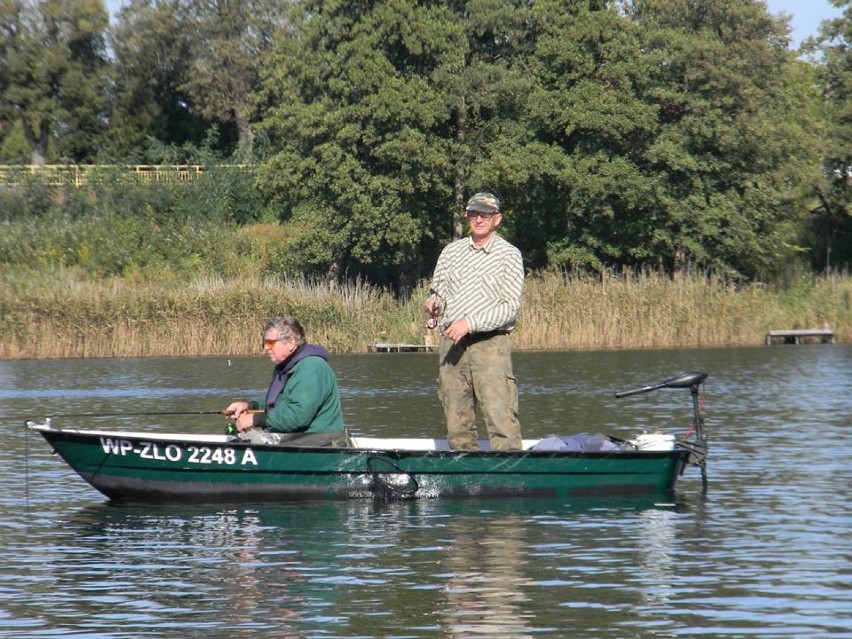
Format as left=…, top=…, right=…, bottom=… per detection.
left=255, top=0, right=516, bottom=286
left=0, top=0, right=112, bottom=164
left=107, top=0, right=292, bottom=161
left=801, top=0, right=852, bottom=272
left=1, top=0, right=847, bottom=287
left=503, top=0, right=825, bottom=280
left=0, top=173, right=264, bottom=280
left=0, top=119, right=37, bottom=163
left=252, top=0, right=829, bottom=283
left=107, top=0, right=209, bottom=160
left=0, top=205, right=225, bottom=279
left=636, top=0, right=823, bottom=278
left=0, top=172, right=55, bottom=219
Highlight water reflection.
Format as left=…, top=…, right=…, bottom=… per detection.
left=21, top=503, right=360, bottom=637
left=438, top=515, right=535, bottom=638
left=634, top=507, right=678, bottom=608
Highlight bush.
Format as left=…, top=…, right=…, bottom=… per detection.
left=0, top=167, right=264, bottom=281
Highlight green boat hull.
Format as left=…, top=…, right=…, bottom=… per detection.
left=32, top=425, right=691, bottom=503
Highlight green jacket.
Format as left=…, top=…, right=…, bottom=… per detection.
left=251, top=354, right=344, bottom=434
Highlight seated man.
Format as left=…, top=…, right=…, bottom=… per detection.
left=224, top=315, right=347, bottom=446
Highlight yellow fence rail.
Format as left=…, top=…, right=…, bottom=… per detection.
left=0, top=164, right=248, bottom=187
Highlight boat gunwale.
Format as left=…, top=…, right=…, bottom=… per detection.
left=29, top=423, right=688, bottom=460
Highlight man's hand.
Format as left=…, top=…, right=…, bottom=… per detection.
left=443, top=318, right=470, bottom=345
left=223, top=401, right=250, bottom=418
left=425, top=297, right=441, bottom=317
left=235, top=411, right=256, bottom=432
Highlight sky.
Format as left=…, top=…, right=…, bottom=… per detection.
left=764, top=0, right=842, bottom=47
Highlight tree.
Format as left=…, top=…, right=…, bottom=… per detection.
left=644, top=0, right=823, bottom=279
left=108, top=0, right=208, bottom=161
left=522, top=0, right=824, bottom=279
left=803, top=0, right=852, bottom=272
left=254, top=0, right=547, bottom=286
left=500, top=0, right=659, bottom=271
left=109, top=0, right=293, bottom=162
left=254, top=0, right=826, bottom=284
left=255, top=0, right=461, bottom=285
left=180, top=0, right=294, bottom=160
left=0, top=0, right=111, bottom=164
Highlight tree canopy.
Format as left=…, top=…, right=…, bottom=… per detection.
left=255, top=0, right=826, bottom=282
left=0, top=0, right=848, bottom=284
left=802, top=0, right=852, bottom=272
left=0, top=0, right=111, bottom=163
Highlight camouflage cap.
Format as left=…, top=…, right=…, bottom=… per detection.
left=465, top=192, right=500, bottom=214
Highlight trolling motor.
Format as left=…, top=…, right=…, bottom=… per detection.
left=616, top=371, right=709, bottom=491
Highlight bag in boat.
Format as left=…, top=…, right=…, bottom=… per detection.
left=530, top=433, right=621, bottom=452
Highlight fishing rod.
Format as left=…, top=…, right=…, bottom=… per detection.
left=39, top=410, right=229, bottom=419
left=0, top=410, right=226, bottom=423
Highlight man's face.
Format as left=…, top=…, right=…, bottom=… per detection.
left=466, top=209, right=501, bottom=241
left=262, top=330, right=297, bottom=364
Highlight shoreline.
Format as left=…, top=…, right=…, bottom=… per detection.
left=3, top=342, right=845, bottom=362
left=1, top=271, right=848, bottom=360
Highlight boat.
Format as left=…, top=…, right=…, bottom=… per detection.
left=27, top=371, right=709, bottom=504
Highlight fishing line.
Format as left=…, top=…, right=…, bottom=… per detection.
left=24, top=420, right=30, bottom=510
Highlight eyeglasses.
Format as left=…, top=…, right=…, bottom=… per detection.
left=263, top=336, right=290, bottom=349
left=466, top=210, right=498, bottom=220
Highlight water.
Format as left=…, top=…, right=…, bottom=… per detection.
left=1, top=345, right=850, bottom=638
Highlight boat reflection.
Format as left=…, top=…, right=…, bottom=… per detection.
left=51, top=503, right=356, bottom=638
left=41, top=495, right=692, bottom=637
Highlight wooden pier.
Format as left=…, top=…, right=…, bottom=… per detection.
left=370, top=342, right=436, bottom=353
left=765, top=328, right=835, bottom=345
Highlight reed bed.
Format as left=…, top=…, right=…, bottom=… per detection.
left=0, top=274, right=403, bottom=359
left=513, top=270, right=819, bottom=350
left=1, top=270, right=848, bottom=359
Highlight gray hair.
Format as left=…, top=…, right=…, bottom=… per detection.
left=263, top=315, right=306, bottom=346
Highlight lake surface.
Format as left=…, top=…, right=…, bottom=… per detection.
left=1, top=345, right=850, bottom=638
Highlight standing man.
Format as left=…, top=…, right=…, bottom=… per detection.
left=224, top=315, right=347, bottom=446
left=425, top=192, right=524, bottom=451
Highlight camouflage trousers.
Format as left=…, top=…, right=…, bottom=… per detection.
left=438, top=333, right=522, bottom=451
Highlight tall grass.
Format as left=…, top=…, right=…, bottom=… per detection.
left=515, top=270, right=849, bottom=350
left=0, top=270, right=848, bottom=359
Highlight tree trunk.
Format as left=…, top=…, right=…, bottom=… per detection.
left=19, top=110, right=48, bottom=165
left=235, top=108, right=254, bottom=161
left=452, top=95, right=467, bottom=240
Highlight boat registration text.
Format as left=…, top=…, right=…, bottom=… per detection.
left=100, top=437, right=258, bottom=466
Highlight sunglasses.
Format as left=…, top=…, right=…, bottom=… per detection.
left=466, top=210, right=498, bottom=220
left=262, top=336, right=290, bottom=349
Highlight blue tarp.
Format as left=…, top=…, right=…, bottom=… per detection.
left=530, top=433, right=621, bottom=452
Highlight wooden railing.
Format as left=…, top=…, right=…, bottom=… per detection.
left=0, top=164, right=247, bottom=187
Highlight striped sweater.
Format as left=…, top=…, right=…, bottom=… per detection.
left=429, top=233, right=524, bottom=334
